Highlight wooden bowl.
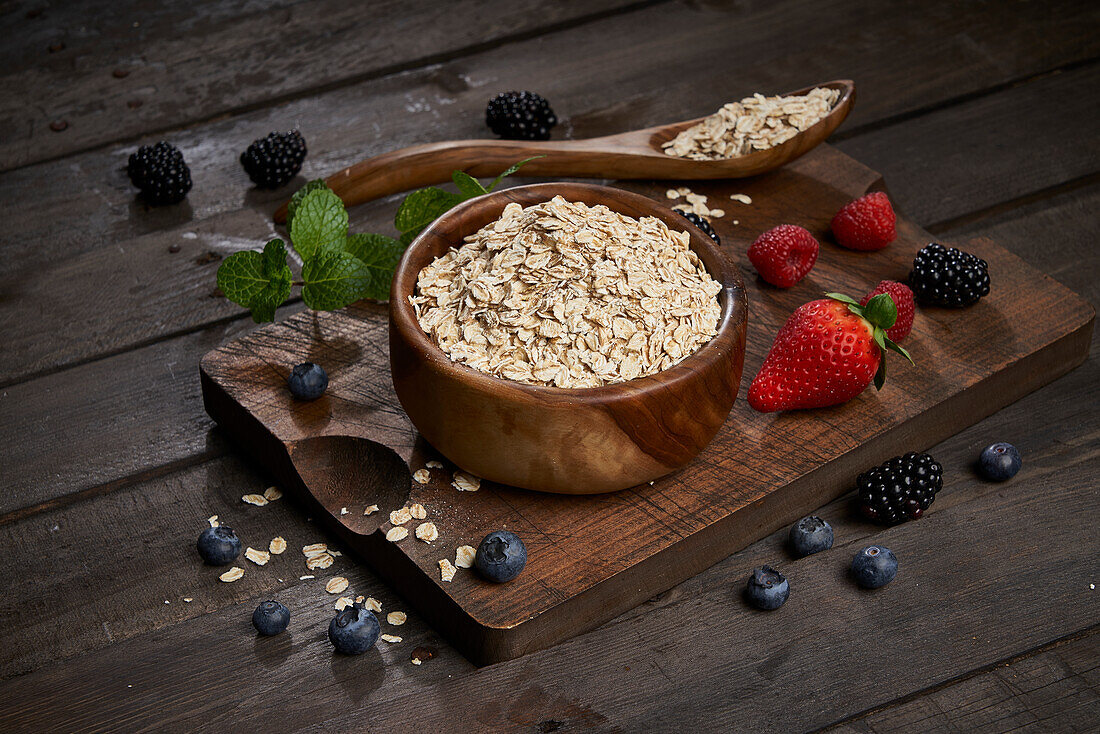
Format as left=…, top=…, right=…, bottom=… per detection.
left=389, top=183, right=748, bottom=494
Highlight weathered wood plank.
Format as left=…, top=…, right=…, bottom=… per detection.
left=5, top=9, right=1100, bottom=387
left=0, top=0, right=642, bottom=170
left=827, top=630, right=1100, bottom=733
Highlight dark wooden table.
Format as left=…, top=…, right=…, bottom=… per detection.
left=2, top=1, right=1098, bottom=731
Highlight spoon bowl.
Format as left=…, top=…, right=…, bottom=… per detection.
left=274, top=80, right=854, bottom=222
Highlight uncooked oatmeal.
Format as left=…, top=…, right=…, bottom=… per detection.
left=409, top=196, right=722, bottom=388
left=662, top=87, right=840, bottom=160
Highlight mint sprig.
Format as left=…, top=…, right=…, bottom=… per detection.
left=216, top=157, right=539, bottom=322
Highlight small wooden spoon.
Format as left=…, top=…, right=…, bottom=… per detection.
left=284, top=434, right=411, bottom=534
left=273, top=80, right=853, bottom=222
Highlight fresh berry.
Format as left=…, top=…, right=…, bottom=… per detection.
left=978, top=442, right=1021, bottom=481
left=679, top=211, right=720, bottom=245
left=851, top=545, right=898, bottom=589
left=744, top=566, right=790, bottom=610
left=856, top=452, right=943, bottom=525
left=748, top=292, right=912, bottom=412
left=860, top=280, right=915, bottom=342
left=830, top=192, right=896, bottom=251
left=196, top=525, right=242, bottom=565
left=126, top=141, right=192, bottom=206
left=485, top=91, right=557, bottom=140
left=252, top=600, right=290, bottom=636
left=288, top=362, right=328, bottom=400
left=788, top=516, right=833, bottom=558
left=747, top=224, right=819, bottom=288
left=240, top=130, right=307, bottom=189
left=908, top=242, right=990, bottom=307
left=475, top=530, right=527, bottom=583
left=328, top=602, right=380, bottom=655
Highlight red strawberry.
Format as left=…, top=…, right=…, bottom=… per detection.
left=748, top=292, right=912, bottom=412
left=831, top=192, right=896, bottom=251
left=747, top=224, right=819, bottom=288
left=861, top=280, right=915, bottom=342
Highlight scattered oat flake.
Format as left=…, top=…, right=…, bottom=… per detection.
left=326, top=576, right=349, bottom=594
left=334, top=596, right=354, bottom=611
left=219, top=567, right=244, bottom=582
left=729, top=194, right=752, bottom=204
left=386, top=527, right=409, bottom=542
left=306, top=552, right=335, bottom=570
left=364, top=504, right=380, bottom=515
left=409, top=503, right=427, bottom=520
left=439, top=559, right=457, bottom=582
left=269, top=536, right=287, bottom=555
left=330, top=550, right=342, bottom=557
left=263, top=486, right=282, bottom=501
left=299, top=575, right=315, bottom=580
left=455, top=545, right=476, bottom=568
left=380, top=634, right=402, bottom=643
left=665, top=189, right=680, bottom=199
left=302, top=543, right=328, bottom=557
left=242, top=493, right=268, bottom=506
left=415, top=522, right=438, bottom=543
left=207, top=515, right=219, bottom=528
left=387, top=611, right=407, bottom=626
left=340, top=507, right=349, bottom=515
left=183, top=597, right=193, bottom=603
left=365, top=597, right=381, bottom=612
left=411, top=657, right=422, bottom=665
left=244, top=547, right=270, bottom=565
left=425, top=460, right=444, bottom=469
left=355, top=595, right=365, bottom=604
left=676, top=186, right=691, bottom=195
left=390, top=507, right=412, bottom=525
left=710, top=209, right=725, bottom=218
left=452, top=471, right=480, bottom=492
left=412, top=469, right=431, bottom=484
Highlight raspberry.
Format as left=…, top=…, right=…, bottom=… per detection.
left=860, top=280, right=915, bottom=342
left=126, top=141, right=192, bottom=206
left=679, top=211, right=720, bottom=245
left=747, top=224, right=819, bottom=288
left=857, top=452, right=943, bottom=525
left=831, top=191, right=896, bottom=251
left=240, top=130, right=307, bottom=189
left=908, top=242, right=990, bottom=307
left=485, top=91, right=557, bottom=141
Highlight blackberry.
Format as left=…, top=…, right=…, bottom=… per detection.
left=240, top=130, right=307, bottom=189
left=857, top=452, right=943, bottom=525
left=485, top=91, right=557, bottom=141
left=908, top=242, right=990, bottom=307
left=679, top=211, right=720, bottom=245
left=127, top=141, right=192, bottom=206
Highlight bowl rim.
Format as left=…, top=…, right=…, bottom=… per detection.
left=389, top=182, right=747, bottom=400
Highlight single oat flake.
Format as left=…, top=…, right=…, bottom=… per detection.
left=325, top=576, right=349, bottom=594
left=425, top=460, right=444, bottom=469
left=390, top=507, right=412, bottom=526
left=269, top=536, right=287, bottom=555
left=415, top=522, right=439, bottom=543
left=455, top=545, right=476, bottom=569
left=263, top=486, right=282, bottom=501
left=334, top=597, right=354, bottom=611
left=412, top=469, right=431, bottom=484
left=299, top=575, right=315, bottom=580
left=340, top=507, right=348, bottom=515
left=207, top=515, right=219, bottom=528
left=452, top=471, right=480, bottom=492
left=306, top=552, right=335, bottom=571
left=244, top=547, right=270, bottom=566
left=387, top=611, right=407, bottom=626
left=729, top=194, right=752, bottom=205
left=380, top=634, right=402, bottom=644
left=364, top=597, right=382, bottom=612
left=409, top=503, right=427, bottom=520
left=183, top=597, right=193, bottom=603
left=242, top=493, right=268, bottom=507
left=439, top=559, right=457, bottom=582
left=219, top=567, right=244, bottom=582
left=302, top=543, right=328, bottom=557
left=364, top=504, right=379, bottom=515
left=386, top=527, right=409, bottom=542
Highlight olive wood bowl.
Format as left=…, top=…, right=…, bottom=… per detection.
left=389, top=183, right=747, bottom=494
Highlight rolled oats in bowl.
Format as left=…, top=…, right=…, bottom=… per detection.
left=408, top=196, right=722, bottom=389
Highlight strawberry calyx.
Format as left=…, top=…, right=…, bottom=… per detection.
left=825, top=292, right=914, bottom=390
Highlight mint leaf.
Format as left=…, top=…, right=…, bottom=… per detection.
left=301, top=250, right=372, bottom=310
left=486, top=155, right=543, bottom=191
left=216, top=239, right=292, bottom=323
left=290, top=188, right=349, bottom=262
left=286, top=179, right=330, bottom=230
left=346, top=232, right=404, bottom=300
left=452, top=170, right=488, bottom=198
left=394, top=186, right=464, bottom=240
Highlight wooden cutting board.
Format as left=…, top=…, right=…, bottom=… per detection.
left=200, top=144, right=1094, bottom=665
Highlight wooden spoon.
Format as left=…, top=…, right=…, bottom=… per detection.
left=273, top=80, right=853, bottom=222
left=284, top=434, right=411, bottom=534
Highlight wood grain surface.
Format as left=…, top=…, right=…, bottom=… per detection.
left=199, top=145, right=1093, bottom=664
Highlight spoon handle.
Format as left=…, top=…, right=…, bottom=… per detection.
left=273, top=138, right=633, bottom=222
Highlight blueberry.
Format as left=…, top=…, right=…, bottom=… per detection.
left=851, top=545, right=898, bottom=589
left=475, top=530, right=527, bottom=583
left=196, top=525, right=242, bottom=565
left=328, top=603, right=380, bottom=655
left=978, top=442, right=1021, bottom=481
left=252, top=600, right=290, bottom=636
left=744, top=565, right=789, bottom=610
left=288, top=362, right=328, bottom=400
left=788, top=515, right=834, bottom=558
